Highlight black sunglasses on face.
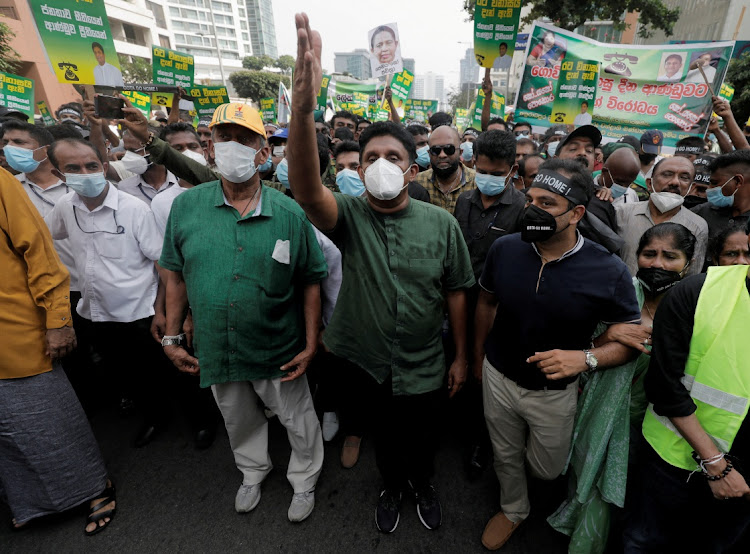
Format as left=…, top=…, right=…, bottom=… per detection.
left=429, top=144, right=456, bottom=156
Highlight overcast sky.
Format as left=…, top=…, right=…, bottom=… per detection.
left=272, top=0, right=476, bottom=92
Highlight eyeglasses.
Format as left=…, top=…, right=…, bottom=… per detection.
left=429, top=145, right=456, bottom=156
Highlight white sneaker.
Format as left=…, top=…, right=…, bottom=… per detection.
left=322, top=412, right=339, bottom=442
left=288, top=490, right=315, bottom=522
left=235, top=484, right=261, bottom=513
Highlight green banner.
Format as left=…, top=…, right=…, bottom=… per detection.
left=187, top=85, right=228, bottom=120
left=28, top=1, right=122, bottom=86
left=317, top=74, right=331, bottom=111
left=152, top=46, right=194, bottom=87
left=37, top=100, right=55, bottom=125
left=380, top=69, right=413, bottom=114
left=515, top=22, right=735, bottom=150
left=473, top=0, right=522, bottom=69
left=330, top=80, right=378, bottom=118
left=260, top=97, right=276, bottom=122
left=550, top=59, right=598, bottom=127
left=0, top=72, right=34, bottom=122
left=455, top=108, right=470, bottom=131
left=122, top=90, right=151, bottom=119
left=405, top=99, right=439, bottom=123
left=471, top=88, right=504, bottom=128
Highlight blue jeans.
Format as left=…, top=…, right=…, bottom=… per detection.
left=623, top=442, right=750, bottom=553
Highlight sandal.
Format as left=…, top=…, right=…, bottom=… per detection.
left=85, top=480, right=117, bottom=537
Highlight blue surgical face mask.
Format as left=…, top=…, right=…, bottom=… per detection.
left=460, top=141, right=474, bottom=161
left=3, top=144, right=46, bottom=174
left=706, top=176, right=736, bottom=208
left=258, top=157, right=273, bottom=173
left=336, top=168, right=365, bottom=197
left=475, top=171, right=509, bottom=197
left=610, top=184, right=628, bottom=199
left=275, top=158, right=289, bottom=189
left=416, top=145, right=430, bottom=167
left=64, top=172, right=107, bottom=198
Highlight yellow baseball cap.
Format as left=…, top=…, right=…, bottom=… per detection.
left=209, top=103, right=266, bottom=138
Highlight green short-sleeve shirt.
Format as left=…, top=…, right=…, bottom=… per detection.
left=323, top=194, right=475, bottom=396
left=159, top=181, right=328, bottom=387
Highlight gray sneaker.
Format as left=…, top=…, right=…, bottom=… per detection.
left=235, top=484, right=261, bottom=513
left=288, top=490, right=315, bottom=522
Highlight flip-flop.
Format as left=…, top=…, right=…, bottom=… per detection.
left=85, top=480, right=117, bottom=537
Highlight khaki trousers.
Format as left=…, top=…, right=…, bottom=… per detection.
left=212, top=375, right=323, bottom=493
left=482, top=357, right=578, bottom=523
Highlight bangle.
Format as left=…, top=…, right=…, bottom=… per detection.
left=142, top=132, right=156, bottom=148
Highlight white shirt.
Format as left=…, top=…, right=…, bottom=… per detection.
left=44, top=185, right=164, bottom=323
left=657, top=73, right=681, bottom=82
left=312, top=227, right=342, bottom=328
left=117, top=171, right=179, bottom=207
left=573, top=112, right=592, bottom=127
left=93, top=62, right=124, bottom=87
left=492, top=54, right=512, bottom=70
left=17, top=174, right=80, bottom=291
left=151, top=184, right=190, bottom=234
left=686, top=64, right=716, bottom=84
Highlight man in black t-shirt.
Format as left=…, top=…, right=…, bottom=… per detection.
left=474, top=159, right=640, bottom=550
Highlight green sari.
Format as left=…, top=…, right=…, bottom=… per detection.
left=548, top=279, right=648, bottom=553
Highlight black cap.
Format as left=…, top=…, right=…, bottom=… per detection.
left=0, top=106, right=28, bottom=121
left=543, top=125, right=568, bottom=144
left=558, top=124, right=602, bottom=151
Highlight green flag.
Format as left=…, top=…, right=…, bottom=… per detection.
left=0, top=72, right=34, bottom=122
left=153, top=46, right=194, bottom=87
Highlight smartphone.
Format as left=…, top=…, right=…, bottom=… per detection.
left=95, top=95, right=125, bottom=119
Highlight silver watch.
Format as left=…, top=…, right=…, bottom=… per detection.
left=583, top=349, right=599, bottom=371
left=161, top=334, right=184, bottom=347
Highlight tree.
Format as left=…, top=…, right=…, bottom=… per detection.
left=242, top=55, right=275, bottom=71
left=462, top=0, right=680, bottom=39
left=117, top=54, right=152, bottom=83
left=0, top=21, right=20, bottom=74
left=229, top=70, right=291, bottom=102
left=447, top=83, right=478, bottom=115
left=725, top=52, right=750, bottom=131
left=275, top=55, right=295, bottom=72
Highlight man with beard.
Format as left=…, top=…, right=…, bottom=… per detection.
left=616, top=156, right=708, bottom=275
left=416, top=125, right=476, bottom=212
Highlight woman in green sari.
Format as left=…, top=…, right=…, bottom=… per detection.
left=548, top=223, right=696, bottom=553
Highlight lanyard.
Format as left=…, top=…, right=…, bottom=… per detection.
left=27, top=182, right=69, bottom=207
left=137, top=183, right=155, bottom=201
left=73, top=206, right=125, bottom=235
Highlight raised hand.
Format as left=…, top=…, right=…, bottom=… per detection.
left=292, top=13, right=323, bottom=114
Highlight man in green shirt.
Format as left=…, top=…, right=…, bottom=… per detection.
left=288, top=14, right=475, bottom=534
left=156, top=102, right=328, bottom=524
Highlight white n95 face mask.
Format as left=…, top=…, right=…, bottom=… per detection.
left=213, top=141, right=257, bottom=183
left=182, top=148, right=208, bottom=166
left=363, top=158, right=408, bottom=201
left=650, top=191, right=685, bottom=213
left=121, top=150, right=150, bottom=174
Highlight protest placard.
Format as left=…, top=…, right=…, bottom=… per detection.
left=330, top=80, right=378, bottom=118
left=515, top=22, right=735, bottom=150
left=152, top=92, right=173, bottom=109
left=550, top=58, right=598, bottom=127
left=0, top=72, right=34, bottom=121
left=28, top=0, right=122, bottom=86
left=187, top=86, right=229, bottom=120
left=260, top=98, right=276, bottom=122
left=368, top=23, right=403, bottom=78
left=380, top=69, right=413, bottom=115
left=153, top=46, right=194, bottom=88
left=317, top=75, right=331, bottom=111
left=473, top=0, right=522, bottom=70
left=471, top=88, right=505, bottom=128
left=455, top=108, right=470, bottom=131
left=405, top=99, right=439, bottom=123
left=37, top=101, right=55, bottom=125
left=122, top=90, right=151, bottom=119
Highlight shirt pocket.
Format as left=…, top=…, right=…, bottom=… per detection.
left=95, top=233, right=125, bottom=259
left=406, top=258, right=443, bottom=284
left=261, top=242, right=293, bottom=297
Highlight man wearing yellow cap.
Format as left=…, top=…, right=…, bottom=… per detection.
left=155, top=103, right=329, bottom=523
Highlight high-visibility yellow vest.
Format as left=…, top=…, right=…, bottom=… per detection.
left=642, top=265, right=750, bottom=471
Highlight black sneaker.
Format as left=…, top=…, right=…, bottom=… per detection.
left=414, top=483, right=442, bottom=530
left=375, top=488, right=402, bottom=533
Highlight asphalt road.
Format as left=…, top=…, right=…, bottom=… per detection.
left=2, top=400, right=571, bottom=553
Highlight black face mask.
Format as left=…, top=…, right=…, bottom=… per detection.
left=636, top=266, right=686, bottom=295
left=521, top=204, right=570, bottom=243
left=683, top=195, right=706, bottom=209
left=639, top=152, right=657, bottom=166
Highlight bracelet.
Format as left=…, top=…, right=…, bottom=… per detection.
left=142, top=131, right=156, bottom=148
left=693, top=451, right=734, bottom=480
left=705, top=459, right=734, bottom=481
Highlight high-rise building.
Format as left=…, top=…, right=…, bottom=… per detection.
left=403, top=58, right=416, bottom=75
left=245, top=0, right=277, bottom=58
left=333, top=50, right=372, bottom=80
left=414, top=72, right=445, bottom=105
left=460, top=48, right=480, bottom=86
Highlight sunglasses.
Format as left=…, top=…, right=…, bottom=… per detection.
left=514, top=130, right=530, bottom=137
left=429, top=144, right=456, bottom=156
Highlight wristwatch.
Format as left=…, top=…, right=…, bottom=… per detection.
left=583, top=349, right=599, bottom=371
left=161, top=334, right=184, bottom=347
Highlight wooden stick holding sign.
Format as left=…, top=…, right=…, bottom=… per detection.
left=697, top=64, right=716, bottom=97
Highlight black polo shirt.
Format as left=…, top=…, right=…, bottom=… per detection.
left=691, top=203, right=750, bottom=239
left=454, top=186, right=526, bottom=280
left=479, top=232, right=640, bottom=390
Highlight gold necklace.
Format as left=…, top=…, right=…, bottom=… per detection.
left=644, top=301, right=655, bottom=321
